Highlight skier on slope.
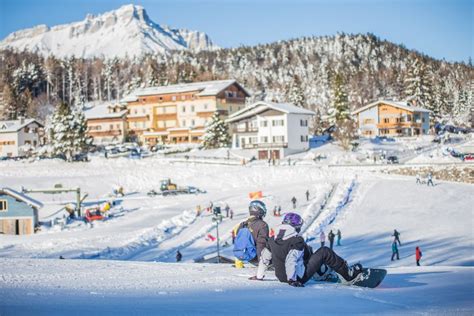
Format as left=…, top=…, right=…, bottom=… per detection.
left=249, top=213, right=363, bottom=287
left=336, top=229, right=342, bottom=246
left=427, top=172, right=434, bottom=187
left=391, top=240, right=400, bottom=261
left=233, top=200, right=270, bottom=265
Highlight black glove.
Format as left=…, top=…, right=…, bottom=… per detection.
left=288, top=279, right=304, bottom=287
left=249, top=276, right=263, bottom=281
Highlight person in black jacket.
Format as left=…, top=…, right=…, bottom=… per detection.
left=249, top=213, right=363, bottom=287
left=393, top=229, right=401, bottom=246
left=235, top=200, right=270, bottom=263
left=176, top=250, right=182, bottom=262
left=328, top=230, right=335, bottom=250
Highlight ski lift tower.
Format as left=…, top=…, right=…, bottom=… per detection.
left=22, top=184, right=85, bottom=217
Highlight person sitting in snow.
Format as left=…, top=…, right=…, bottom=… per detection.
left=234, top=200, right=269, bottom=265
left=249, top=213, right=363, bottom=287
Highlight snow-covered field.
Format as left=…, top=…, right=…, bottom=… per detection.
left=1, top=156, right=473, bottom=315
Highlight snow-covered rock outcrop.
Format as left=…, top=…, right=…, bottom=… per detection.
left=0, top=4, right=218, bottom=58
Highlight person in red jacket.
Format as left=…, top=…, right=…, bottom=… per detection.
left=416, top=246, right=422, bottom=266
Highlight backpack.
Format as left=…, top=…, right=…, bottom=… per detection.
left=233, top=222, right=257, bottom=261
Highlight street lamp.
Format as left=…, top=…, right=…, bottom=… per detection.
left=212, top=206, right=223, bottom=263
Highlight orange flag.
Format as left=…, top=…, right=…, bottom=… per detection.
left=249, top=191, right=263, bottom=199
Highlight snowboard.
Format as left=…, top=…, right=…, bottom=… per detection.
left=315, top=268, right=387, bottom=288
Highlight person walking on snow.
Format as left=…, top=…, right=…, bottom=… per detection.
left=427, top=172, right=434, bottom=186
left=416, top=246, right=422, bottom=266
left=305, top=190, right=310, bottom=201
left=392, top=229, right=401, bottom=246
left=416, top=173, right=422, bottom=184
left=176, top=250, right=182, bottom=262
left=336, top=229, right=342, bottom=246
left=249, top=213, right=364, bottom=287
left=230, top=208, right=234, bottom=220
left=391, top=240, right=399, bottom=261
left=328, top=230, right=335, bottom=250
left=320, top=230, right=326, bottom=248
left=291, top=196, right=297, bottom=209
left=225, top=204, right=230, bottom=218
left=278, top=205, right=282, bottom=216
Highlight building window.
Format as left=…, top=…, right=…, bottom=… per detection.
left=422, top=118, right=425, bottom=123
left=0, top=200, right=7, bottom=212
left=191, top=120, right=195, bottom=126
left=191, top=105, right=195, bottom=112
left=33, top=140, right=37, bottom=146
left=110, top=124, right=114, bottom=130
left=301, top=135, right=305, bottom=142
left=396, top=129, right=402, bottom=134
left=204, top=104, right=208, bottom=110
left=159, top=97, right=163, bottom=102
left=383, top=118, right=390, bottom=123
left=142, top=108, right=146, bottom=114
left=172, top=96, right=176, bottom=101
left=273, top=136, right=285, bottom=143
left=182, top=120, right=186, bottom=127
left=182, top=107, right=186, bottom=113
left=407, top=115, right=412, bottom=122
left=230, top=106, right=233, bottom=112
left=261, top=136, right=268, bottom=143
left=134, top=109, right=138, bottom=114
left=300, top=120, right=308, bottom=127
left=181, top=95, right=186, bottom=100
left=272, top=120, right=284, bottom=126
left=260, top=121, right=268, bottom=127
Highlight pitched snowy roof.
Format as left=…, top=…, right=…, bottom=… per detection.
left=84, top=103, right=127, bottom=120
left=352, top=100, right=430, bottom=115
left=122, top=79, right=250, bottom=102
left=226, top=101, right=315, bottom=123
left=0, top=187, right=43, bottom=209
left=0, top=119, right=43, bottom=133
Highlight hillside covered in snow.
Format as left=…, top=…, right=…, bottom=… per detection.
left=0, top=156, right=473, bottom=314
left=0, top=4, right=217, bottom=58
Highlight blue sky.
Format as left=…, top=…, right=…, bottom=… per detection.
left=0, top=0, right=472, bottom=62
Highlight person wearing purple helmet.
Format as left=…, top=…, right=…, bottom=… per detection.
left=250, top=212, right=363, bottom=287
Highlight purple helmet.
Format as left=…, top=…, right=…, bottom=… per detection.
left=283, top=213, right=304, bottom=232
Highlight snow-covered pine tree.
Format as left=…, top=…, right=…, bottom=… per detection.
left=202, top=112, right=230, bottom=149
left=332, top=73, right=350, bottom=122
left=49, top=102, right=92, bottom=162
left=404, top=58, right=435, bottom=116
left=331, top=73, right=356, bottom=150
left=287, top=75, right=305, bottom=107
left=2, top=84, right=18, bottom=120
left=452, top=89, right=469, bottom=126
left=310, top=107, right=325, bottom=135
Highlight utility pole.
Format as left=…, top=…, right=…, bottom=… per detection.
left=212, top=206, right=223, bottom=263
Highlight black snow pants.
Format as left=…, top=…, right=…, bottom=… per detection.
left=299, top=246, right=347, bottom=284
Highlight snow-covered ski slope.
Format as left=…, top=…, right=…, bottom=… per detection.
left=0, top=157, right=473, bottom=314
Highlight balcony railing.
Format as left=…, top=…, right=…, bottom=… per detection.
left=233, top=127, right=258, bottom=133
left=242, top=142, right=288, bottom=149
